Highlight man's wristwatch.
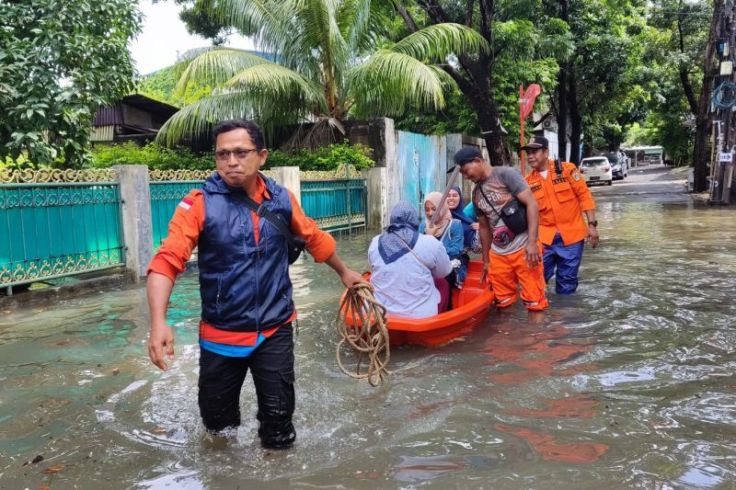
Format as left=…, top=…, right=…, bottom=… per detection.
left=588, top=220, right=598, bottom=227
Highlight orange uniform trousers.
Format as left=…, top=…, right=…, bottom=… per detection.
left=489, top=243, right=549, bottom=311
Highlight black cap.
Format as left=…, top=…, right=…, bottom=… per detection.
left=453, top=147, right=483, bottom=166
left=521, top=136, right=549, bottom=151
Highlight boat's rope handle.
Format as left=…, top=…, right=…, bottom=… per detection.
left=335, top=281, right=390, bottom=387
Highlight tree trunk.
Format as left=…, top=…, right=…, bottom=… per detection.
left=556, top=0, right=570, bottom=161
left=568, top=64, right=583, bottom=164
left=405, top=0, right=511, bottom=166
left=460, top=74, right=510, bottom=166
left=557, top=64, right=569, bottom=161
left=693, top=0, right=723, bottom=192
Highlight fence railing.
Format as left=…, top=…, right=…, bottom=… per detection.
left=1, top=166, right=367, bottom=291
left=150, top=181, right=203, bottom=248
left=149, top=169, right=367, bottom=247
left=0, top=170, right=125, bottom=289
left=300, top=179, right=367, bottom=232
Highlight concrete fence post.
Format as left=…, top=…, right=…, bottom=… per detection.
left=382, top=118, right=399, bottom=219
left=363, top=167, right=387, bottom=230
left=114, top=165, right=153, bottom=282
left=270, top=166, right=301, bottom=204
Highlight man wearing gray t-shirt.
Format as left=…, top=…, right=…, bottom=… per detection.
left=455, top=147, right=548, bottom=311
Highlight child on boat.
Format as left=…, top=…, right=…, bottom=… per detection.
left=419, top=192, right=466, bottom=312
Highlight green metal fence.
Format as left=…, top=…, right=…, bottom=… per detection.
left=150, top=178, right=368, bottom=244
left=150, top=181, right=202, bottom=247
left=300, top=179, right=367, bottom=232
left=0, top=182, right=124, bottom=289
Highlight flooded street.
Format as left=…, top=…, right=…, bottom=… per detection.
left=1, top=165, right=735, bottom=489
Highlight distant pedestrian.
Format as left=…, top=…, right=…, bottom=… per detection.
left=524, top=136, right=599, bottom=294
left=454, top=147, right=548, bottom=311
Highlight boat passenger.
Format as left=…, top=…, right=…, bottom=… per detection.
left=447, top=186, right=481, bottom=276
left=368, top=201, right=452, bottom=319
left=419, top=192, right=466, bottom=312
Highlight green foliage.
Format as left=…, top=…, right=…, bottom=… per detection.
left=90, top=142, right=213, bottom=170
left=138, top=66, right=213, bottom=107
left=88, top=140, right=373, bottom=171
left=0, top=0, right=140, bottom=168
left=157, top=0, right=489, bottom=145
left=621, top=0, right=711, bottom=163
left=0, top=154, right=45, bottom=171
left=266, top=142, right=375, bottom=171
left=394, top=88, right=481, bottom=135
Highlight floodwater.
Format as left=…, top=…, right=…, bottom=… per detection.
left=2, top=187, right=736, bottom=489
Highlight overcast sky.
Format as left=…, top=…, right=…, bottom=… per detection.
left=129, top=0, right=254, bottom=75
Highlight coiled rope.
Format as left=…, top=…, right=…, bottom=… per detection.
left=712, top=81, right=736, bottom=110
left=335, top=282, right=390, bottom=386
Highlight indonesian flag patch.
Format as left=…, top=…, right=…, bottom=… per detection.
left=178, top=196, right=194, bottom=211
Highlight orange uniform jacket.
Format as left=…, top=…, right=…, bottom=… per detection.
left=147, top=175, right=336, bottom=347
left=526, top=160, right=596, bottom=246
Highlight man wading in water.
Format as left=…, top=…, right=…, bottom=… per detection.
left=146, top=119, right=363, bottom=449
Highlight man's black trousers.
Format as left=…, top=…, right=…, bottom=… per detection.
left=198, top=323, right=296, bottom=449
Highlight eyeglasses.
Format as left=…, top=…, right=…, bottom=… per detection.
left=215, top=148, right=260, bottom=162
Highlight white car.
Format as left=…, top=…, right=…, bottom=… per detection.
left=580, top=157, right=613, bottom=186
left=606, top=151, right=628, bottom=180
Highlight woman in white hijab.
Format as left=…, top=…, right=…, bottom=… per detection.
left=419, top=192, right=466, bottom=312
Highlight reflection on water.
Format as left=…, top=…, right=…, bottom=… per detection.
left=1, top=201, right=736, bottom=488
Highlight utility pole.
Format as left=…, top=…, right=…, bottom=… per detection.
left=709, top=0, right=736, bottom=204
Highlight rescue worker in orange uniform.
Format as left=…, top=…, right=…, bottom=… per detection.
left=523, top=136, right=599, bottom=294
left=454, top=147, right=548, bottom=311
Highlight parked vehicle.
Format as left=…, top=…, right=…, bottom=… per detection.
left=580, top=157, right=613, bottom=186
left=606, top=151, right=629, bottom=180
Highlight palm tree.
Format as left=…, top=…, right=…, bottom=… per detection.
left=157, top=0, right=489, bottom=147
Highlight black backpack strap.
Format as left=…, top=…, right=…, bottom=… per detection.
left=240, top=195, right=301, bottom=248
left=476, top=184, right=501, bottom=216
left=554, top=158, right=563, bottom=177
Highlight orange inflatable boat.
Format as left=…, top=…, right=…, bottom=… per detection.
left=341, top=260, right=494, bottom=347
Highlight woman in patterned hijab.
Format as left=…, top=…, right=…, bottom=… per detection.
left=378, top=201, right=420, bottom=264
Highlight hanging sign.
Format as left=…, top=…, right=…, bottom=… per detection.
left=719, top=152, right=733, bottom=164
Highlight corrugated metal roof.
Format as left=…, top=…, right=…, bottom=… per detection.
left=92, top=94, right=178, bottom=127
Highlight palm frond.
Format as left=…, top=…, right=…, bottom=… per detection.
left=392, top=23, right=490, bottom=63
left=299, top=0, right=349, bottom=71
left=223, top=63, right=327, bottom=112
left=216, top=0, right=294, bottom=48
left=348, top=50, right=453, bottom=117
left=156, top=91, right=312, bottom=147
left=175, top=48, right=272, bottom=95
left=336, top=0, right=372, bottom=50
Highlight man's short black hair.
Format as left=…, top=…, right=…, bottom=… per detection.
left=213, top=119, right=265, bottom=150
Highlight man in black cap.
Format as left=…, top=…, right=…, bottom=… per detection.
left=453, top=147, right=548, bottom=311
left=523, top=136, right=599, bottom=295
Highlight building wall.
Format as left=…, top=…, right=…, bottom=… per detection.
left=90, top=125, right=115, bottom=143
left=122, top=105, right=153, bottom=129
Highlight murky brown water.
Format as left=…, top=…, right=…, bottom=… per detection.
left=1, top=195, right=736, bottom=489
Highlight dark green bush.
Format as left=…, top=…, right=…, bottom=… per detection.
left=266, top=141, right=374, bottom=171
left=90, top=140, right=374, bottom=171
left=90, top=142, right=213, bottom=170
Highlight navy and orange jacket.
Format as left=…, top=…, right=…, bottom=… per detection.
left=526, top=160, right=596, bottom=246
left=148, top=172, right=336, bottom=355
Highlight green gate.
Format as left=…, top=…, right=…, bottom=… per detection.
left=0, top=171, right=124, bottom=289
left=148, top=171, right=367, bottom=247
left=300, top=179, right=367, bottom=232
left=150, top=181, right=203, bottom=247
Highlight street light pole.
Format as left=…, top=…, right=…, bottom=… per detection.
left=708, top=0, right=736, bottom=204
